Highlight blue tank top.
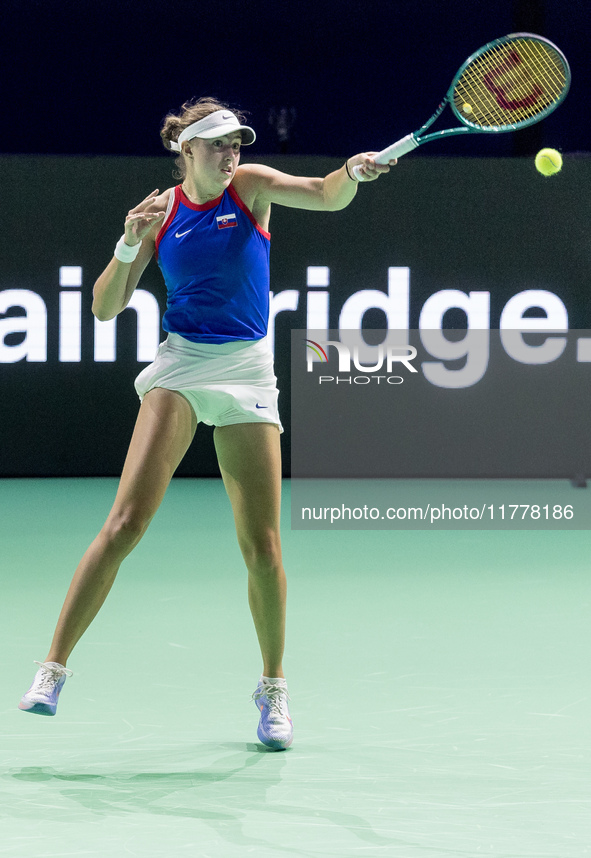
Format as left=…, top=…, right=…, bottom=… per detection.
left=155, top=184, right=271, bottom=343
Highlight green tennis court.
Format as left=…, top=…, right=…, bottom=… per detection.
left=2, top=477, right=590, bottom=857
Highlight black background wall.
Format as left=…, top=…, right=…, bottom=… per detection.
left=2, top=154, right=589, bottom=477
left=3, top=0, right=588, bottom=160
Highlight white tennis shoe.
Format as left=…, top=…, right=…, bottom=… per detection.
left=19, top=661, right=73, bottom=716
left=252, top=677, right=293, bottom=750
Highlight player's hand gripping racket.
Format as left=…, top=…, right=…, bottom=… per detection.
left=353, top=32, right=570, bottom=181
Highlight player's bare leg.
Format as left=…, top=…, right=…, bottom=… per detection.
left=214, top=421, right=292, bottom=748
left=213, top=422, right=286, bottom=678
left=44, top=388, right=197, bottom=666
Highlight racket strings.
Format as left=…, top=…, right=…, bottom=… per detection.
left=457, top=43, right=556, bottom=125
left=456, top=40, right=565, bottom=125
left=453, top=38, right=568, bottom=129
left=461, top=42, right=558, bottom=121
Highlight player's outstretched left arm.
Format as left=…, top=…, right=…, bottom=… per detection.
left=238, top=153, right=396, bottom=213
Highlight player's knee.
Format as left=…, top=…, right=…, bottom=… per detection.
left=240, top=529, right=282, bottom=574
left=102, top=507, right=152, bottom=549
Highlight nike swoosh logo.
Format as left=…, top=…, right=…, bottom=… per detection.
left=255, top=404, right=268, bottom=409
left=175, top=228, right=193, bottom=238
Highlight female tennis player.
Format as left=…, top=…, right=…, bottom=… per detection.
left=18, top=97, right=395, bottom=749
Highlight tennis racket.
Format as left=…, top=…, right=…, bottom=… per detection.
left=353, top=32, right=570, bottom=180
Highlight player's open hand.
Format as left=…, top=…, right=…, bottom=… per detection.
left=123, top=190, right=166, bottom=245
left=348, top=153, right=397, bottom=182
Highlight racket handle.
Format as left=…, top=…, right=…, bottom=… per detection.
left=352, top=133, right=419, bottom=181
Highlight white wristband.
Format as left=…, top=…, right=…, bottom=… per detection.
left=114, top=235, right=142, bottom=263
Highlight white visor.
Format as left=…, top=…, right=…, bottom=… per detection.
left=169, top=109, right=256, bottom=152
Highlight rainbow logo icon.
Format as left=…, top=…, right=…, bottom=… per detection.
left=305, top=339, right=328, bottom=362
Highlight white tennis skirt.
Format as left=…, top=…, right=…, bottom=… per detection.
left=134, top=333, right=283, bottom=432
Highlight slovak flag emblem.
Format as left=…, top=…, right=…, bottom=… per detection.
left=216, top=213, right=237, bottom=230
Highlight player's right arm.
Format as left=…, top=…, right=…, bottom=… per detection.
left=92, top=189, right=169, bottom=321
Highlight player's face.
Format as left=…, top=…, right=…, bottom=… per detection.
left=189, top=133, right=242, bottom=187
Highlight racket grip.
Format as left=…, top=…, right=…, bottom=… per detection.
left=352, top=133, right=419, bottom=181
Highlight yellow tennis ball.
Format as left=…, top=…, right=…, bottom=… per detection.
left=462, top=103, right=472, bottom=114
left=535, top=148, right=563, bottom=177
